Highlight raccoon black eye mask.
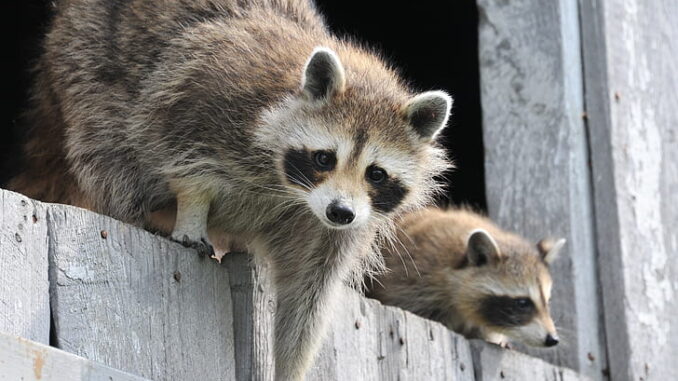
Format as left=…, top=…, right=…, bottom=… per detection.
left=479, top=296, right=537, bottom=327
left=283, top=148, right=409, bottom=213
left=368, top=207, right=564, bottom=349
left=366, top=169, right=408, bottom=213
left=283, top=148, right=334, bottom=187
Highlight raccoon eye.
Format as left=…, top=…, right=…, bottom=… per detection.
left=312, top=150, right=336, bottom=171
left=514, top=298, right=534, bottom=310
left=367, top=166, right=387, bottom=184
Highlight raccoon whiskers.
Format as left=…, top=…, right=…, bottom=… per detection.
left=269, top=199, right=307, bottom=217
left=242, top=183, right=303, bottom=199
left=373, top=211, right=420, bottom=278
left=282, top=161, right=316, bottom=192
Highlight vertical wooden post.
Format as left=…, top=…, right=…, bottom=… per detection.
left=477, top=0, right=607, bottom=379
left=579, top=0, right=678, bottom=379
left=222, top=253, right=276, bottom=381
left=0, top=190, right=49, bottom=344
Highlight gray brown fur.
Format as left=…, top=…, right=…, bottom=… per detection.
left=368, top=207, right=564, bottom=348
left=9, top=1, right=451, bottom=379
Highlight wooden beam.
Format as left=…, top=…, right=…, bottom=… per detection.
left=1, top=188, right=593, bottom=379
left=0, top=190, right=49, bottom=344
left=579, top=0, right=678, bottom=379
left=47, top=204, right=237, bottom=380
left=0, top=333, right=148, bottom=381
left=222, top=253, right=276, bottom=381
left=472, top=342, right=590, bottom=381
left=477, top=0, right=607, bottom=378
left=309, top=288, right=475, bottom=380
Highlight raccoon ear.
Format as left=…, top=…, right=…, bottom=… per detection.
left=466, top=229, right=501, bottom=266
left=301, top=47, right=346, bottom=101
left=537, top=238, right=566, bottom=264
left=402, top=91, right=453, bottom=141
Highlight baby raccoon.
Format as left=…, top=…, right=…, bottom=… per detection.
left=367, top=207, right=565, bottom=348
left=10, top=1, right=452, bottom=379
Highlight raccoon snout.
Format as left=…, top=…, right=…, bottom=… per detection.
left=326, top=202, right=355, bottom=225
left=544, top=333, right=559, bottom=347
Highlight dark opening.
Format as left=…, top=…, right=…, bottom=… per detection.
left=3, top=1, right=52, bottom=186
left=4, top=1, right=486, bottom=210
left=315, top=0, right=486, bottom=210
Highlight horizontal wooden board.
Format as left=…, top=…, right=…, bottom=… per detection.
left=472, top=341, right=590, bottom=381
left=0, top=188, right=591, bottom=380
left=0, top=333, right=148, bottom=381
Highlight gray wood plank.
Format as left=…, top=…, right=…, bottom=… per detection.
left=579, top=0, right=678, bottom=379
left=477, top=0, right=606, bottom=378
left=401, top=308, right=473, bottom=380
left=0, top=333, right=148, bottom=381
left=0, top=189, right=49, bottom=344
left=222, top=252, right=276, bottom=381
left=223, top=253, right=475, bottom=381
left=47, top=204, right=236, bottom=381
left=308, top=289, right=475, bottom=381
left=471, top=341, right=590, bottom=381
left=0, top=189, right=591, bottom=380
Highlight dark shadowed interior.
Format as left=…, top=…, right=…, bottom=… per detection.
left=3, top=2, right=52, bottom=186
left=3, top=0, right=486, bottom=210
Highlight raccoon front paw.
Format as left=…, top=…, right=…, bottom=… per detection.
left=485, top=333, right=511, bottom=349
left=171, top=234, right=215, bottom=258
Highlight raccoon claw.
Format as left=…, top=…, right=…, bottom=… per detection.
left=172, top=235, right=215, bottom=258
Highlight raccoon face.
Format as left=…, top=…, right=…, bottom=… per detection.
left=281, top=147, right=406, bottom=229
left=259, top=47, right=451, bottom=230
left=466, top=230, right=566, bottom=347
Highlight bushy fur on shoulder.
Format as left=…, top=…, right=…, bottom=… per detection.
left=10, top=1, right=452, bottom=378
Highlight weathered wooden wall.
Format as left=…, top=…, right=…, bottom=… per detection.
left=477, top=0, right=607, bottom=379
left=579, top=0, right=678, bottom=380
left=0, top=188, right=588, bottom=380
left=48, top=203, right=237, bottom=380
left=0, top=190, right=49, bottom=344
left=479, top=0, right=678, bottom=380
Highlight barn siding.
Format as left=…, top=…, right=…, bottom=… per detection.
left=579, top=0, right=678, bottom=380
left=0, top=190, right=50, bottom=344
left=477, top=0, right=607, bottom=379
left=479, top=0, right=678, bottom=380
left=0, top=188, right=588, bottom=380
left=47, top=203, right=238, bottom=380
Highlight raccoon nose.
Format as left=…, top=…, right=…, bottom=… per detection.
left=544, top=334, right=559, bottom=347
left=326, top=202, right=355, bottom=225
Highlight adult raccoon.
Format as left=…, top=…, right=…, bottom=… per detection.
left=11, top=1, right=452, bottom=378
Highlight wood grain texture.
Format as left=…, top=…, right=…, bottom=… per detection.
left=579, top=0, right=678, bottom=379
left=0, top=188, right=590, bottom=380
left=471, top=341, right=590, bottom=381
left=47, top=203, right=236, bottom=380
left=0, top=190, right=49, bottom=344
left=221, top=253, right=475, bottom=381
left=308, top=288, right=475, bottom=380
left=222, top=253, right=276, bottom=381
left=0, top=333, right=149, bottom=381
left=477, top=0, right=607, bottom=378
